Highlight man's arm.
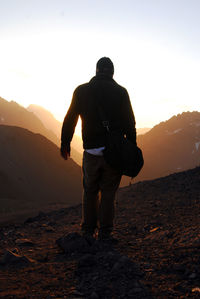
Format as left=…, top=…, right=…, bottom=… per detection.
left=61, top=88, right=80, bottom=160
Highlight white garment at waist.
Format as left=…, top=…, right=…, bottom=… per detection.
left=85, top=146, right=105, bottom=156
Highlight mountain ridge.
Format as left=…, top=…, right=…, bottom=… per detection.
left=0, top=97, right=59, bottom=146
left=0, top=97, right=83, bottom=166
left=2, top=97, right=200, bottom=185
left=131, top=111, right=200, bottom=183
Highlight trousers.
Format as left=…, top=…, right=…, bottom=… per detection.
left=81, top=151, right=122, bottom=233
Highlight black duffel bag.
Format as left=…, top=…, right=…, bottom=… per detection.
left=103, top=130, right=144, bottom=178
left=92, top=86, right=144, bottom=178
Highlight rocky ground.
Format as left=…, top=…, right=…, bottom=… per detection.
left=0, top=167, right=200, bottom=298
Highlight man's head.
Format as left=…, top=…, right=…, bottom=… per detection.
left=96, top=57, right=114, bottom=77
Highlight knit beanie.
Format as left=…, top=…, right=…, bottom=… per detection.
left=96, top=57, right=114, bottom=76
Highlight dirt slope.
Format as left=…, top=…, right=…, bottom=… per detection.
left=0, top=167, right=199, bottom=298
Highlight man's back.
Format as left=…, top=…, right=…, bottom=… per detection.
left=62, top=73, right=136, bottom=150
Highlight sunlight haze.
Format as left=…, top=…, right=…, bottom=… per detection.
left=0, top=0, right=200, bottom=129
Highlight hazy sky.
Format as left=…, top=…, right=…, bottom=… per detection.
left=0, top=0, right=200, bottom=129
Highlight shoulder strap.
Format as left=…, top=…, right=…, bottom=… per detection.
left=91, top=84, right=110, bottom=132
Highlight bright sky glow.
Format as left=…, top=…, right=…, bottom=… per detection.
left=0, top=0, right=200, bottom=128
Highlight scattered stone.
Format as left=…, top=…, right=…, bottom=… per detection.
left=71, top=290, right=84, bottom=297
left=45, top=226, right=55, bottom=232
left=192, top=287, right=200, bottom=293
left=1, top=166, right=200, bottom=298
left=78, top=254, right=97, bottom=268
left=189, top=272, right=197, bottom=279
left=37, top=253, right=49, bottom=263
left=0, top=249, right=34, bottom=267
left=128, top=287, right=143, bottom=295
left=119, top=255, right=130, bottom=263
left=15, top=238, right=35, bottom=246
left=15, top=232, right=25, bottom=238
left=24, top=211, right=46, bottom=224
left=111, top=261, right=121, bottom=272
left=76, top=250, right=150, bottom=298
left=56, top=232, right=116, bottom=256
left=41, top=224, right=55, bottom=232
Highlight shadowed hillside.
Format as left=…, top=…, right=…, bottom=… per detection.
left=0, top=125, right=82, bottom=224
left=0, top=166, right=199, bottom=298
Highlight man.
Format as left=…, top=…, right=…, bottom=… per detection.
left=61, top=57, right=136, bottom=240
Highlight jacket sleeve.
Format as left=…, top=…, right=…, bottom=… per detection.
left=122, top=89, right=137, bottom=145
left=61, top=88, right=80, bottom=147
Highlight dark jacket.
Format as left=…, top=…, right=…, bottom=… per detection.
left=61, top=74, right=136, bottom=150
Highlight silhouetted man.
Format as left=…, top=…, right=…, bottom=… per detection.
left=61, top=57, right=136, bottom=240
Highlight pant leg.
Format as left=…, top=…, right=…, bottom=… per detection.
left=81, top=151, right=102, bottom=233
left=99, top=159, right=122, bottom=233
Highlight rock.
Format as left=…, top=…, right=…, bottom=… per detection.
left=192, top=287, right=200, bottom=293
left=15, top=232, right=25, bottom=238
left=45, top=227, right=55, bottom=232
left=189, top=272, right=197, bottom=279
left=56, top=232, right=92, bottom=254
left=119, top=255, right=130, bottom=263
left=0, top=249, right=34, bottom=267
left=15, top=238, right=35, bottom=246
left=71, top=290, right=84, bottom=297
left=111, top=261, right=121, bottom=272
left=24, top=211, right=46, bottom=224
left=111, top=255, right=134, bottom=273
left=78, top=254, right=97, bottom=268
left=75, top=247, right=149, bottom=299
left=90, top=291, right=99, bottom=299
left=42, top=225, right=55, bottom=232
left=128, top=287, right=143, bottom=295
left=56, top=232, right=116, bottom=255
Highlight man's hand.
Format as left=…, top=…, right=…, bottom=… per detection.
left=60, top=144, right=70, bottom=160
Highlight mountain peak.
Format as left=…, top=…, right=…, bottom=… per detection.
left=129, top=111, right=200, bottom=184
left=27, top=104, right=55, bottom=118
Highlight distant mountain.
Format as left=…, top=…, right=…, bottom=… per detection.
left=0, top=98, right=82, bottom=165
left=27, top=104, right=62, bottom=137
left=132, top=111, right=200, bottom=183
left=0, top=125, right=82, bottom=223
left=0, top=97, right=59, bottom=146
left=137, top=127, right=151, bottom=135
left=27, top=104, right=83, bottom=165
